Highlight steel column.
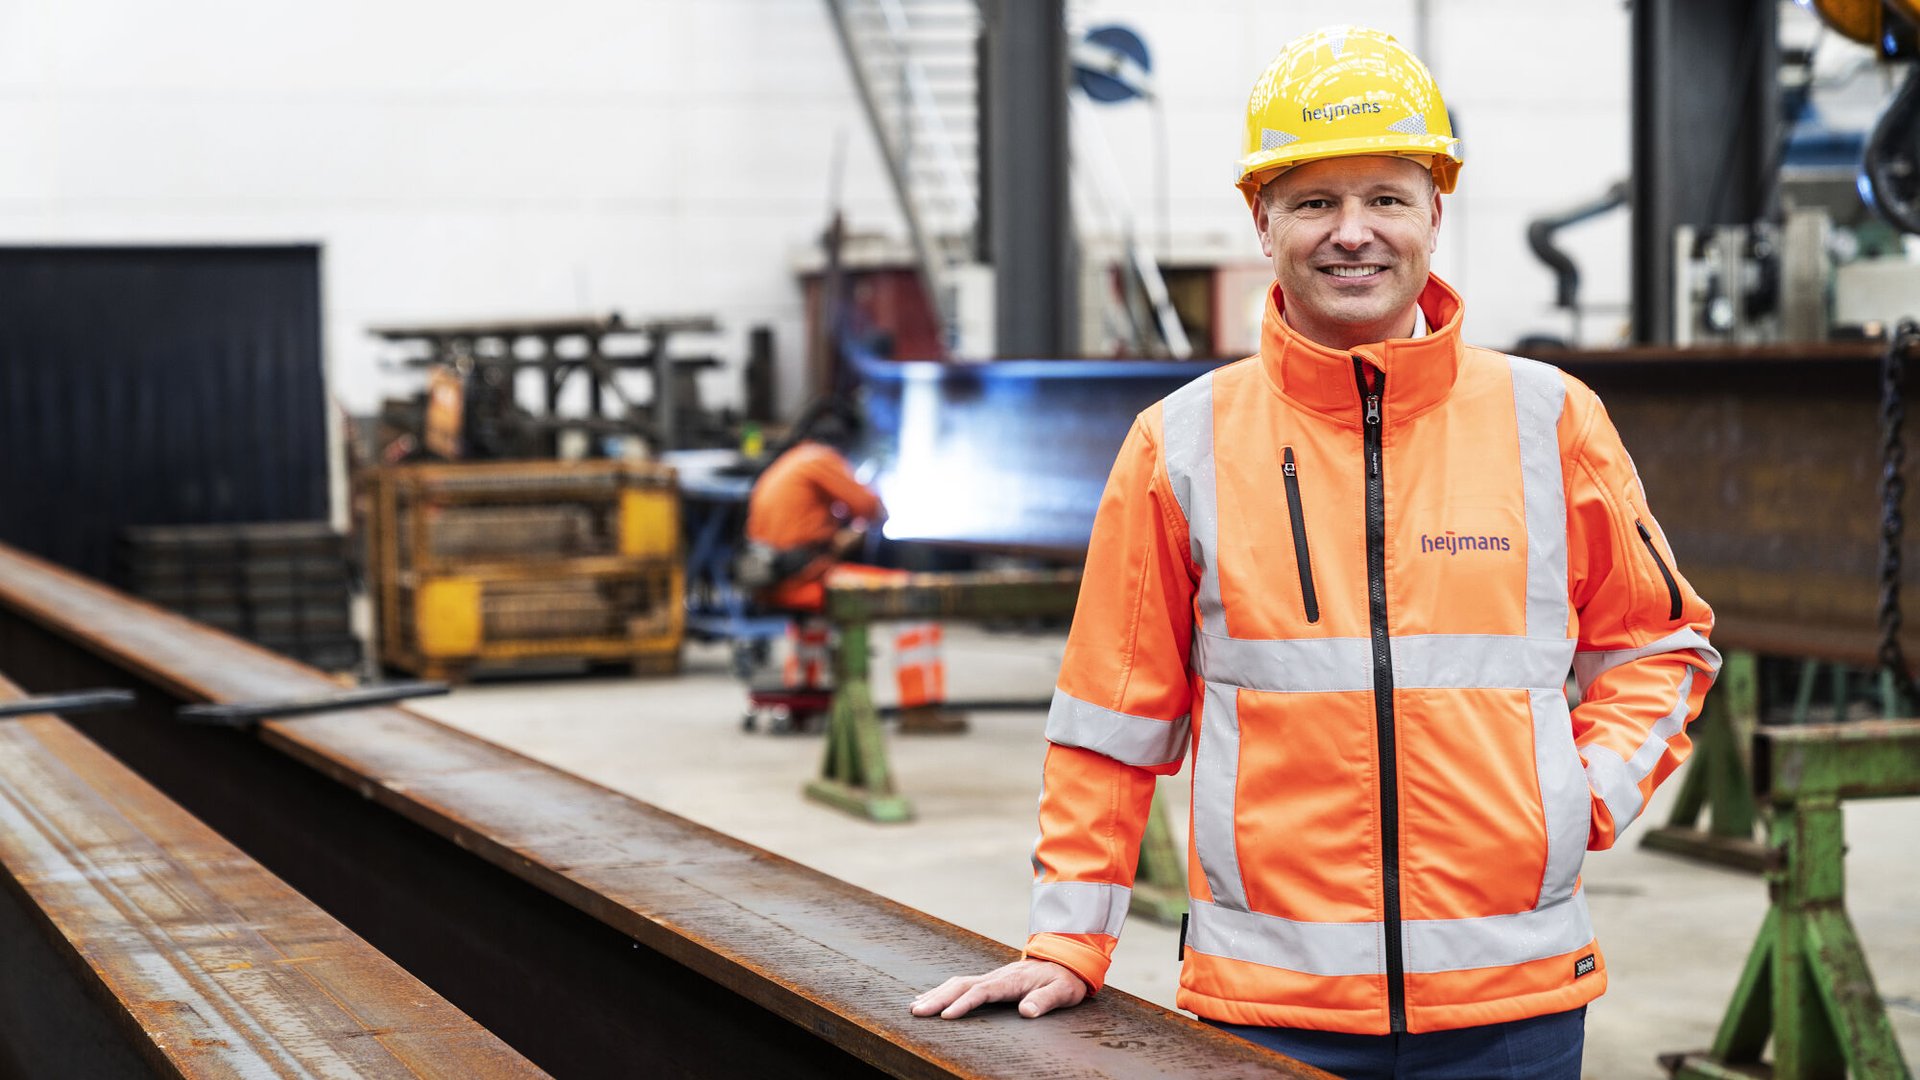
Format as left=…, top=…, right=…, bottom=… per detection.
left=980, top=0, right=1076, bottom=357
left=1630, top=0, right=1778, bottom=343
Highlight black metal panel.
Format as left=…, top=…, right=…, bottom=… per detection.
left=1630, top=0, right=1779, bottom=343
left=0, top=246, right=328, bottom=583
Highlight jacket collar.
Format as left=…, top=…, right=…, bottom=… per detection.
left=1258, top=274, right=1465, bottom=423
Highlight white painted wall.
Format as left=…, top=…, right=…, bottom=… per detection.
left=0, top=0, right=906, bottom=419
left=0, top=0, right=1650, bottom=424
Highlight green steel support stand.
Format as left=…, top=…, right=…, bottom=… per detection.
left=805, top=619, right=914, bottom=823
left=1129, top=788, right=1187, bottom=926
left=1790, top=661, right=1910, bottom=726
left=1662, top=720, right=1919, bottom=1080
left=804, top=570, right=1082, bottom=823
left=1879, top=670, right=1911, bottom=723
left=1793, top=658, right=1822, bottom=726
left=1643, top=650, right=1765, bottom=871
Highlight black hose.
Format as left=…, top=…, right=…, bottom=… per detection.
left=1864, top=64, right=1920, bottom=235
left=1525, top=180, right=1631, bottom=310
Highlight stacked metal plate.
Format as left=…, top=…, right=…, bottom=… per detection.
left=121, top=522, right=362, bottom=672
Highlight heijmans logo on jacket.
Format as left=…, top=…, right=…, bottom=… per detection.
left=1420, top=531, right=1512, bottom=555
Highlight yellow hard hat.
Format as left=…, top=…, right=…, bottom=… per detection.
left=1235, top=26, right=1463, bottom=202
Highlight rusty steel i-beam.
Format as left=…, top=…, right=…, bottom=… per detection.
left=0, top=542, right=1327, bottom=1079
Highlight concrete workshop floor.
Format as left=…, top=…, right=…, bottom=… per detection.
left=410, top=626, right=1920, bottom=1079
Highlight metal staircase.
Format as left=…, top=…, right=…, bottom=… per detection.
left=823, top=0, right=983, bottom=353
left=822, top=0, right=1191, bottom=358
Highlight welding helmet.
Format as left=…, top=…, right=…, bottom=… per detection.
left=801, top=401, right=864, bottom=455
left=1235, top=26, right=1463, bottom=205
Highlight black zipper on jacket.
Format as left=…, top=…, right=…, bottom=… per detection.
left=1353, top=357, right=1405, bottom=1033
left=1281, top=447, right=1321, bottom=624
left=1637, top=520, right=1683, bottom=621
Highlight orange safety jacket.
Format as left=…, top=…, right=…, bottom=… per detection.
left=1024, top=275, right=1718, bottom=1035
left=745, top=441, right=883, bottom=552
left=745, top=441, right=884, bottom=610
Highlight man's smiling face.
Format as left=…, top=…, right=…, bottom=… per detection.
left=1253, top=155, right=1442, bottom=350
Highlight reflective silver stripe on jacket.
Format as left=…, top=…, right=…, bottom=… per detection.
left=1574, top=626, right=1722, bottom=692
left=1532, top=688, right=1589, bottom=906
left=1161, top=374, right=1222, bottom=633
left=1190, top=680, right=1249, bottom=910
left=1583, top=666, right=1697, bottom=832
left=1185, top=888, right=1594, bottom=976
left=1045, top=690, right=1190, bottom=768
left=1195, top=632, right=1576, bottom=693
left=1030, top=880, right=1131, bottom=938
left=1154, top=357, right=1602, bottom=970
left=1511, top=356, right=1571, bottom=640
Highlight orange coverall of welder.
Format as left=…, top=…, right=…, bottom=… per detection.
left=1025, top=275, right=1719, bottom=1035
left=744, top=441, right=945, bottom=707
left=744, top=441, right=884, bottom=612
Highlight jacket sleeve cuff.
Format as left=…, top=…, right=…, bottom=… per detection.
left=1024, top=933, right=1112, bottom=994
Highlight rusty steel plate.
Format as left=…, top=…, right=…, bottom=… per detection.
left=1548, top=342, right=1918, bottom=668
left=0, top=543, right=1326, bottom=1079
left=0, top=674, right=542, bottom=1078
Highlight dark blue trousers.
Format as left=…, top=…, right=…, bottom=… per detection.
left=1208, top=1006, right=1585, bottom=1080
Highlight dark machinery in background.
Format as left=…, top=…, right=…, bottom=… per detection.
left=1514, top=6, right=1920, bottom=1074
left=1625, top=0, right=1920, bottom=347
left=1829, top=0, right=1920, bottom=230
left=1531, top=1, right=1920, bottom=348
left=368, top=314, right=777, bottom=463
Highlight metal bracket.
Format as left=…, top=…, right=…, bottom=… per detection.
left=0, top=689, right=137, bottom=720
left=177, top=681, right=450, bottom=730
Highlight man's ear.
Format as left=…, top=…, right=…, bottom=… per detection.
left=1429, top=192, right=1443, bottom=254
left=1253, top=192, right=1275, bottom=259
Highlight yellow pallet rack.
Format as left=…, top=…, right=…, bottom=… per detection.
left=365, top=459, right=682, bottom=680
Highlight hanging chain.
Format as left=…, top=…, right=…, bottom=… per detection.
left=1878, top=319, right=1920, bottom=704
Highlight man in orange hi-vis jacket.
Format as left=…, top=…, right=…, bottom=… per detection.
left=912, top=25, right=1717, bottom=1080
left=745, top=418, right=947, bottom=714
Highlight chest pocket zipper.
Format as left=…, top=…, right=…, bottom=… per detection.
left=1282, top=447, right=1321, bottom=624
left=1636, top=519, right=1682, bottom=621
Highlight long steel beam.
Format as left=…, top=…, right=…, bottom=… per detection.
left=0, top=675, right=541, bottom=1078
left=0, top=543, right=1324, bottom=1079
